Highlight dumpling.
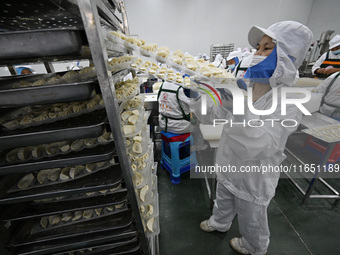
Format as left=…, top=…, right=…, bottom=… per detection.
left=139, top=185, right=149, bottom=202
left=83, top=209, right=94, bottom=219
left=17, top=173, right=35, bottom=189
left=146, top=218, right=154, bottom=232
left=72, top=211, right=82, bottom=221
left=71, top=139, right=84, bottom=151
left=95, top=208, right=103, bottom=216
left=60, top=167, right=71, bottom=180
left=61, top=212, right=72, bottom=222
left=37, top=169, right=50, bottom=184
left=69, top=165, right=84, bottom=179
left=40, top=216, right=48, bottom=228
left=47, top=168, right=61, bottom=182
left=32, top=145, right=47, bottom=158
left=85, top=163, right=96, bottom=173
left=48, top=215, right=61, bottom=226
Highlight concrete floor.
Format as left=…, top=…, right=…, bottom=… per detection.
left=157, top=135, right=340, bottom=255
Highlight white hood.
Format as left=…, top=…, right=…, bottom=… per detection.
left=248, top=21, right=313, bottom=87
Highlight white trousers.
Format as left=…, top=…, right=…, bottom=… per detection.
left=208, top=181, right=270, bottom=255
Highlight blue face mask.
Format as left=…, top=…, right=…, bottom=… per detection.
left=228, top=64, right=236, bottom=70
left=228, top=57, right=239, bottom=71
left=244, top=46, right=277, bottom=84
left=332, top=49, right=340, bottom=55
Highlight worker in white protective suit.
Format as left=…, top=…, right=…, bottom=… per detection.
left=212, top=53, right=226, bottom=69
left=158, top=81, right=192, bottom=134
left=314, top=71, right=340, bottom=119
left=312, top=34, right=340, bottom=78
left=193, top=21, right=313, bottom=255
left=226, top=50, right=242, bottom=73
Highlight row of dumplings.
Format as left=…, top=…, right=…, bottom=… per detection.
left=115, top=77, right=140, bottom=101
left=110, top=31, right=170, bottom=59
left=131, top=59, right=191, bottom=86
left=39, top=202, right=125, bottom=229
left=16, top=68, right=97, bottom=89
left=33, top=183, right=123, bottom=203
left=6, top=130, right=113, bottom=163
left=2, top=94, right=103, bottom=130
left=16, top=159, right=114, bottom=189
left=111, top=30, right=236, bottom=82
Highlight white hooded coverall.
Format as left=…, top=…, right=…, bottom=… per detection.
left=193, top=21, right=313, bottom=255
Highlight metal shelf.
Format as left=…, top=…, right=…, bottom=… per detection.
left=0, top=1, right=153, bottom=254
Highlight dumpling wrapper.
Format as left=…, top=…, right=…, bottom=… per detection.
left=37, top=169, right=50, bottom=184
left=133, top=172, right=144, bottom=186
left=18, top=147, right=34, bottom=161
left=95, top=208, right=103, bottom=216
left=40, top=216, right=48, bottom=228
left=139, top=185, right=149, bottom=202
left=85, top=163, right=96, bottom=173
left=145, top=204, right=154, bottom=218
left=128, top=115, right=138, bottom=125
left=132, top=141, right=142, bottom=154
left=96, top=161, right=106, bottom=168
left=32, top=144, right=47, bottom=158
left=115, top=203, right=124, bottom=210
left=60, top=167, right=71, bottom=180
left=71, top=139, right=84, bottom=151
left=84, top=137, right=97, bottom=147
left=48, top=215, right=61, bottom=226
left=69, top=165, right=84, bottom=179
left=146, top=217, right=154, bottom=232
left=47, top=168, right=61, bottom=182
left=73, top=211, right=82, bottom=221
left=83, top=209, right=94, bottom=219
left=18, top=173, right=34, bottom=189
left=123, top=125, right=135, bottom=136
left=6, top=148, right=20, bottom=162
left=61, top=212, right=73, bottom=222
left=106, top=206, right=114, bottom=212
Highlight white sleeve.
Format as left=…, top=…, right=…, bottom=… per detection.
left=191, top=94, right=231, bottom=124
left=311, top=53, right=327, bottom=74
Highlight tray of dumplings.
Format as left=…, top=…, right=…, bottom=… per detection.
left=32, top=182, right=125, bottom=205
left=0, top=165, right=122, bottom=204
left=0, top=192, right=127, bottom=222
left=0, top=71, right=98, bottom=108
left=31, top=201, right=129, bottom=235
left=10, top=210, right=133, bottom=247
left=0, top=94, right=104, bottom=131
left=0, top=140, right=117, bottom=175
left=53, top=237, right=139, bottom=255
left=114, top=77, right=141, bottom=103
left=8, top=157, right=118, bottom=193
left=12, top=227, right=139, bottom=255
left=108, top=55, right=136, bottom=73
left=0, top=109, right=107, bottom=150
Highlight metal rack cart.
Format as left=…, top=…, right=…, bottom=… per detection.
left=210, top=43, right=234, bottom=62
left=0, top=0, right=158, bottom=254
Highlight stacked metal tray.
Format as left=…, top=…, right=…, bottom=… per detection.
left=0, top=1, right=147, bottom=254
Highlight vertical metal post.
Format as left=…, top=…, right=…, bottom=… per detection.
left=302, top=143, right=336, bottom=204
left=77, top=1, right=150, bottom=254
